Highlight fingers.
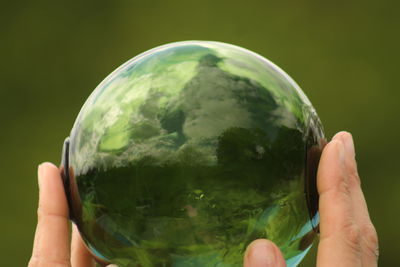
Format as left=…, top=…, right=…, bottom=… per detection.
left=331, top=132, right=371, bottom=224
left=332, top=132, right=379, bottom=266
left=244, top=239, right=286, bottom=267
left=29, top=163, right=71, bottom=267
left=71, top=224, right=95, bottom=267
left=316, top=132, right=378, bottom=267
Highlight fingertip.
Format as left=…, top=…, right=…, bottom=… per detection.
left=332, top=131, right=355, bottom=158
left=326, top=138, right=344, bottom=150
left=332, top=131, right=352, bottom=141
left=317, top=139, right=346, bottom=193
left=37, top=162, right=60, bottom=184
left=244, top=239, right=286, bottom=267
left=32, top=161, right=71, bottom=265
left=37, top=161, right=68, bottom=217
left=38, top=162, right=59, bottom=172
left=322, top=139, right=346, bottom=165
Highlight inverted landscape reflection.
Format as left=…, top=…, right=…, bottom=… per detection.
left=65, top=41, right=325, bottom=267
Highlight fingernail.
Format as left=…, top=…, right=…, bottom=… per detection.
left=333, top=140, right=346, bottom=165
left=247, top=242, right=276, bottom=267
left=107, top=265, right=119, bottom=267
left=333, top=131, right=355, bottom=159
left=343, top=132, right=355, bottom=158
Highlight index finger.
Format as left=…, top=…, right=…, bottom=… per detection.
left=29, top=162, right=71, bottom=267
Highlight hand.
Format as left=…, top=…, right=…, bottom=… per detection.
left=29, top=131, right=378, bottom=267
left=244, top=132, right=379, bottom=267
left=28, top=163, right=116, bottom=267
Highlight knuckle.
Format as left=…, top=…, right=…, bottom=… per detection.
left=37, top=206, right=46, bottom=222
left=362, top=223, right=379, bottom=258
left=36, top=203, right=47, bottom=221
left=342, top=222, right=363, bottom=254
left=338, top=177, right=351, bottom=197
left=36, top=206, right=42, bottom=219
left=37, top=206, right=67, bottom=222
left=347, top=168, right=361, bottom=187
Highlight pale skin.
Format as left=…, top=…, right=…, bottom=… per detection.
left=29, top=132, right=378, bottom=267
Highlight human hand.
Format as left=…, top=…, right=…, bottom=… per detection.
left=29, top=131, right=378, bottom=267
left=28, top=162, right=116, bottom=267
left=243, top=132, right=379, bottom=267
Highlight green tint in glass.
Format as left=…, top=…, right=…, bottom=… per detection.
left=60, top=41, right=325, bottom=267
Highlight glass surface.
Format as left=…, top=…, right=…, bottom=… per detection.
left=65, top=41, right=325, bottom=267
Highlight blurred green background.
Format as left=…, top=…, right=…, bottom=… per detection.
left=1, top=0, right=399, bottom=266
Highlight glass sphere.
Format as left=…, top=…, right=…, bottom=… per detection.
left=62, top=41, right=325, bottom=267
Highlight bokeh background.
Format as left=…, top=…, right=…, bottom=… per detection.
left=1, top=0, right=399, bottom=266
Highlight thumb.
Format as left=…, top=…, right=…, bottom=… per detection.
left=244, top=239, right=286, bottom=267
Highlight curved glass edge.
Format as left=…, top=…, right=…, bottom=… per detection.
left=286, top=245, right=312, bottom=267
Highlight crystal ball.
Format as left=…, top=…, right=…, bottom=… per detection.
left=61, top=41, right=325, bottom=267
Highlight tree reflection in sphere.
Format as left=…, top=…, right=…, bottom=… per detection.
left=60, top=41, right=325, bottom=267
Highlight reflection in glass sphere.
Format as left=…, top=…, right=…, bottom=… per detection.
left=61, top=41, right=325, bottom=267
